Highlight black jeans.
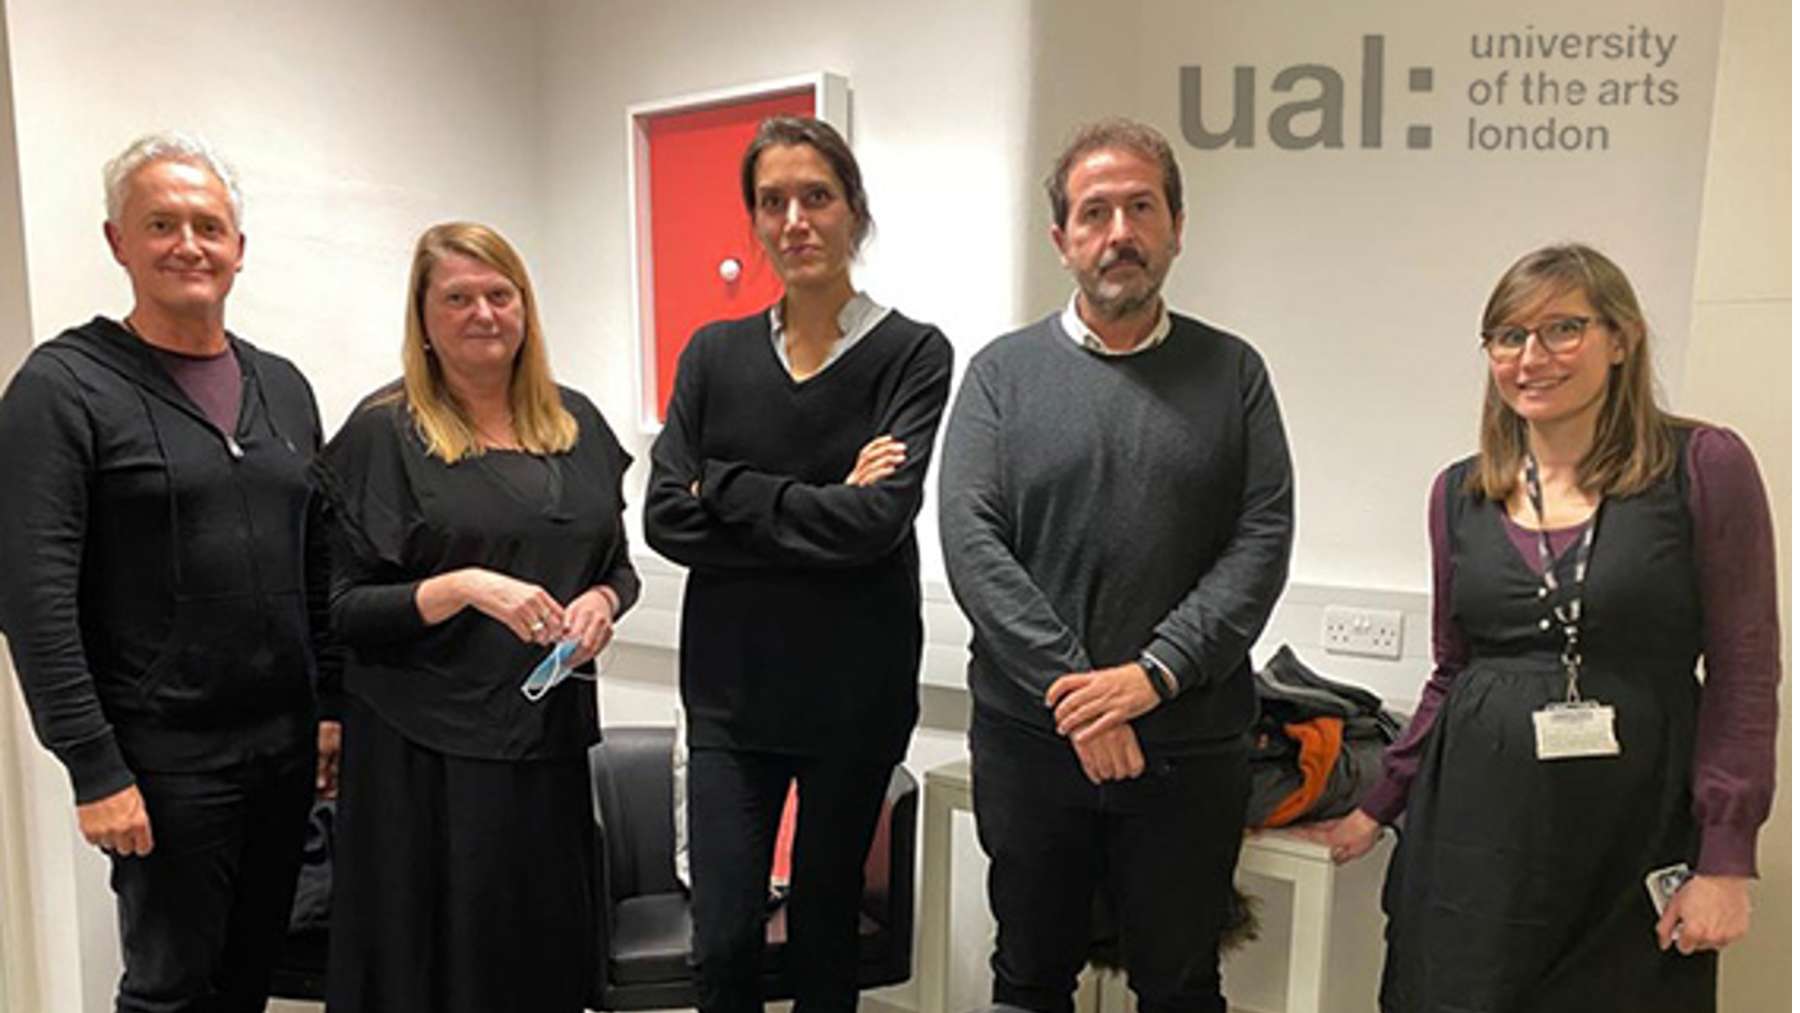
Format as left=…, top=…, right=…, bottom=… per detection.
left=971, top=712, right=1249, bottom=1013
left=110, top=747, right=315, bottom=1013
left=686, top=747, right=893, bottom=1013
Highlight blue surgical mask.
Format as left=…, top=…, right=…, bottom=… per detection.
left=521, top=640, right=581, bottom=702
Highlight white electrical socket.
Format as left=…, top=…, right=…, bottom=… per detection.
left=1321, top=605, right=1404, bottom=660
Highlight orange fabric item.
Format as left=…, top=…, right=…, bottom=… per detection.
left=1261, top=717, right=1344, bottom=828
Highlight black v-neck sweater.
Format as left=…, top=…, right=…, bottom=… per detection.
left=645, top=308, right=953, bottom=761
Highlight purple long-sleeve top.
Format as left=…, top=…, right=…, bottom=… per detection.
left=1360, top=426, right=1781, bottom=876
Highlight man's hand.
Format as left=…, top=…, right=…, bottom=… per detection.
left=1071, top=724, right=1146, bottom=784
left=1047, top=662, right=1162, bottom=743
left=77, top=784, right=153, bottom=857
left=845, top=435, right=906, bottom=486
left=1658, top=874, right=1752, bottom=954
left=316, top=720, right=342, bottom=799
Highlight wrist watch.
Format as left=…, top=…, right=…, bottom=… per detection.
left=1138, top=652, right=1178, bottom=702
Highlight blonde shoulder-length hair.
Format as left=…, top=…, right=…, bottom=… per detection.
left=387, top=222, right=578, bottom=463
left=1469, top=242, right=1685, bottom=501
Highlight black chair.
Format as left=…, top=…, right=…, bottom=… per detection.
left=268, top=930, right=328, bottom=1001
left=588, top=726, right=916, bottom=1010
left=268, top=799, right=335, bottom=1000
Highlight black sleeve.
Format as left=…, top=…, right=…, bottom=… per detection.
left=597, top=532, right=640, bottom=616
left=580, top=399, right=641, bottom=615
left=327, top=533, right=427, bottom=647
left=298, top=379, right=344, bottom=721
left=307, top=493, right=345, bottom=719
left=314, top=402, right=431, bottom=649
left=0, top=354, right=136, bottom=803
left=643, top=327, right=773, bottom=570
left=698, top=331, right=954, bottom=567
left=1142, top=347, right=1295, bottom=692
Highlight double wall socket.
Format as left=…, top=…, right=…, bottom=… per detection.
left=1321, top=605, right=1404, bottom=660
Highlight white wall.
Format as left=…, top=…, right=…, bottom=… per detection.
left=0, top=0, right=548, bottom=1004
left=1677, top=0, right=1790, bottom=1006
left=539, top=0, right=1728, bottom=597
left=0, top=3, right=38, bottom=1007
left=535, top=2, right=1787, bottom=1008
left=3, top=0, right=547, bottom=432
left=1131, top=0, right=1722, bottom=591
left=0, top=0, right=1787, bottom=1009
left=535, top=0, right=1041, bottom=582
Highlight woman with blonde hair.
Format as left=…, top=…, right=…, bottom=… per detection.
left=319, top=222, right=638, bottom=1012
left=1314, top=243, right=1780, bottom=1012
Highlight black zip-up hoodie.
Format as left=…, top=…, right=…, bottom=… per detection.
left=0, top=317, right=338, bottom=803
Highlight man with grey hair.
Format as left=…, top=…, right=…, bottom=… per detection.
left=0, top=132, right=338, bottom=1011
left=941, top=119, right=1294, bottom=1012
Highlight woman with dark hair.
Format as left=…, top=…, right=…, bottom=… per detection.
left=1313, top=243, right=1780, bottom=1011
left=319, top=222, right=639, bottom=1012
left=645, top=117, right=953, bottom=1012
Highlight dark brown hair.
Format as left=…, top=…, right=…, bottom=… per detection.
left=738, top=116, right=872, bottom=249
left=1045, top=118, right=1184, bottom=229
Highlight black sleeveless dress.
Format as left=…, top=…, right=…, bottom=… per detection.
left=1380, top=434, right=1716, bottom=1012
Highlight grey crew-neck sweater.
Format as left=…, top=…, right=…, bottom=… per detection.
left=939, top=311, right=1294, bottom=753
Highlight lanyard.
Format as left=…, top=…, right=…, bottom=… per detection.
left=1523, top=454, right=1601, bottom=702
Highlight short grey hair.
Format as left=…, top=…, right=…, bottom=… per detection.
left=103, top=132, right=244, bottom=228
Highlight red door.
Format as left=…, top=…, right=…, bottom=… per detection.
left=645, top=90, right=817, bottom=421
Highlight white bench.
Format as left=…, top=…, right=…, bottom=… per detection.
left=917, top=759, right=1394, bottom=1013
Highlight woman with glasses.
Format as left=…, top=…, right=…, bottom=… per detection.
left=644, top=117, right=952, bottom=1012
left=1310, top=243, right=1779, bottom=1011
left=317, top=222, right=638, bottom=1012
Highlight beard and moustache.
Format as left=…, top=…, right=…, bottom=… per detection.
left=1082, top=244, right=1165, bottom=321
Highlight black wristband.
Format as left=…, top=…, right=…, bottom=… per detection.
left=1139, top=654, right=1177, bottom=702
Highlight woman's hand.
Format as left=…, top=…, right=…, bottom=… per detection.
left=1658, top=874, right=1752, bottom=954
left=455, top=569, right=566, bottom=645
left=1294, top=809, right=1384, bottom=865
left=563, top=586, right=619, bottom=667
left=844, top=434, right=906, bottom=486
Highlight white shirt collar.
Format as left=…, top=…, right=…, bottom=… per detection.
left=770, top=291, right=891, bottom=375
left=1060, top=292, right=1171, bottom=357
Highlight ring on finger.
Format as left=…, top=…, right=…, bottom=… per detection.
left=529, top=618, right=546, bottom=633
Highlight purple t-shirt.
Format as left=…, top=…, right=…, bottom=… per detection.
left=1361, top=427, right=1781, bottom=876
left=150, top=343, right=242, bottom=434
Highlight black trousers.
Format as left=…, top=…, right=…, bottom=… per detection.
left=325, top=695, right=593, bottom=1013
left=686, top=747, right=893, bottom=1013
left=110, top=746, right=315, bottom=1013
left=971, top=713, right=1249, bottom=1013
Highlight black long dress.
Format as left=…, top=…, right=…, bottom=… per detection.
left=317, top=385, right=639, bottom=1013
left=1380, top=435, right=1715, bottom=1012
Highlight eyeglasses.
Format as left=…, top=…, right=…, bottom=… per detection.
left=1480, top=316, right=1597, bottom=362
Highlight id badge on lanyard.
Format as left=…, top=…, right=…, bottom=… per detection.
left=1523, top=455, right=1620, bottom=761
left=1533, top=700, right=1620, bottom=759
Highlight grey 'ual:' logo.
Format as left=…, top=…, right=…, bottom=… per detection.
left=1181, top=36, right=1435, bottom=150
